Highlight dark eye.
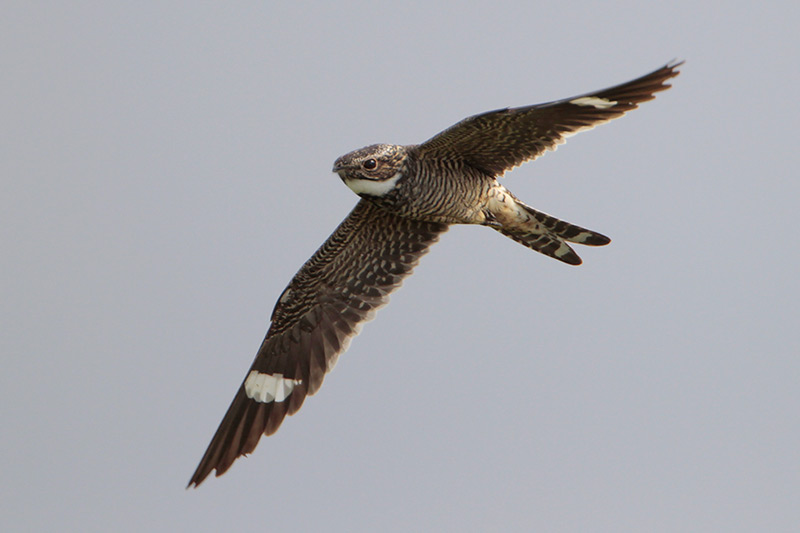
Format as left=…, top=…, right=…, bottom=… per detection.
left=363, top=159, right=378, bottom=171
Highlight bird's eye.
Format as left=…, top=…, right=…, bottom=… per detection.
left=363, top=159, right=378, bottom=171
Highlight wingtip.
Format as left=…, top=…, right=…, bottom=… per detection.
left=186, top=471, right=207, bottom=489
left=666, top=58, right=686, bottom=69
left=660, top=59, right=685, bottom=83
left=187, top=462, right=225, bottom=489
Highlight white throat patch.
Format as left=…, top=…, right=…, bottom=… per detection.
left=344, top=171, right=403, bottom=197
left=244, top=370, right=301, bottom=403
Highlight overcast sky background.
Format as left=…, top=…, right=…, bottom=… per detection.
left=3, top=2, right=799, bottom=532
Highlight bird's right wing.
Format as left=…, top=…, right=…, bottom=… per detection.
left=188, top=199, right=447, bottom=487
left=416, top=61, right=682, bottom=177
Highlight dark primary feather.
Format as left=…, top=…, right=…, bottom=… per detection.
left=417, top=61, right=682, bottom=176
left=188, top=200, right=447, bottom=487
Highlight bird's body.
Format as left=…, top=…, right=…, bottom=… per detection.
left=338, top=144, right=493, bottom=224
left=189, top=61, right=682, bottom=487
left=335, top=144, right=610, bottom=264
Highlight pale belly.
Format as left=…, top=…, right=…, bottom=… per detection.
left=485, top=185, right=543, bottom=232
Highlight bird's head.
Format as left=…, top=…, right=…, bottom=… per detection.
left=332, top=144, right=408, bottom=197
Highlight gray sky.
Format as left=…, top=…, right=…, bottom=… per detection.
left=3, top=2, right=799, bottom=532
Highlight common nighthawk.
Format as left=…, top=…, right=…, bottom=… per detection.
left=188, top=61, right=682, bottom=487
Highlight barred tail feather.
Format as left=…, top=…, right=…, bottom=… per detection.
left=495, top=207, right=610, bottom=265
left=519, top=205, right=611, bottom=246
left=497, top=228, right=583, bottom=265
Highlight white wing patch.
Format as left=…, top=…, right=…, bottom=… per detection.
left=244, top=371, right=302, bottom=403
left=345, top=171, right=403, bottom=197
left=570, top=96, right=617, bottom=109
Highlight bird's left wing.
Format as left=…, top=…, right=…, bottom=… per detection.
left=188, top=199, right=447, bottom=487
left=416, top=61, right=682, bottom=177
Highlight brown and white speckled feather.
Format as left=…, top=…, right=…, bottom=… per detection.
left=188, top=200, right=446, bottom=486
left=495, top=200, right=612, bottom=265
left=416, top=61, right=682, bottom=176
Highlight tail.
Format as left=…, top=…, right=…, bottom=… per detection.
left=495, top=205, right=610, bottom=265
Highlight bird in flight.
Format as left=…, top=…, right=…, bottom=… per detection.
left=188, top=61, right=682, bottom=487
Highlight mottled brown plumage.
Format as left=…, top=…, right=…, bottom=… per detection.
left=417, top=62, right=682, bottom=174
left=189, top=61, right=681, bottom=487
